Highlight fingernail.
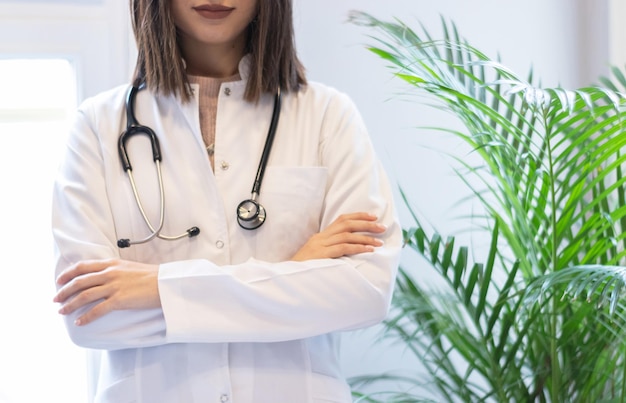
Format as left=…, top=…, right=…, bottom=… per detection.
left=375, top=239, right=384, bottom=246
left=377, top=224, right=387, bottom=230
left=75, top=318, right=83, bottom=326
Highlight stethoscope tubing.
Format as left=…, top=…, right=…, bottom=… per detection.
left=117, top=80, right=280, bottom=247
left=117, top=82, right=200, bottom=248
left=236, top=87, right=282, bottom=230
left=251, top=87, right=281, bottom=197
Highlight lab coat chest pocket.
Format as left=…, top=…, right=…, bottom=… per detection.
left=255, top=166, right=328, bottom=261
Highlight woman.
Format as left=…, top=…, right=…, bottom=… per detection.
left=52, top=0, right=401, bottom=402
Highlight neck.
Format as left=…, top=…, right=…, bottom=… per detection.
left=180, top=35, right=247, bottom=78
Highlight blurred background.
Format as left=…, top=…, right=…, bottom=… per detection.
left=0, top=0, right=622, bottom=401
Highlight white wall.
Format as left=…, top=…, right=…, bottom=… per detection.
left=294, top=0, right=606, bottom=248
left=292, top=0, right=615, bottom=396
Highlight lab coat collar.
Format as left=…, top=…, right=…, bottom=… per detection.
left=238, top=53, right=252, bottom=81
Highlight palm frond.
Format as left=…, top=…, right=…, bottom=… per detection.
left=350, top=10, right=626, bottom=402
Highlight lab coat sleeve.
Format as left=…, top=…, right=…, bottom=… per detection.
left=52, top=97, right=167, bottom=350
left=159, top=89, right=402, bottom=343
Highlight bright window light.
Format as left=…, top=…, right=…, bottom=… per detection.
left=0, top=58, right=87, bottom=403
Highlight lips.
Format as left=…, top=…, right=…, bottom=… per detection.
left=193, top=4, right=235, bottom=19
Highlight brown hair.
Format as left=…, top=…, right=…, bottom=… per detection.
left=130, top=0, right=306, bottom=103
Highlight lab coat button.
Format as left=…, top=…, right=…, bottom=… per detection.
left=220, top=161, right=230, bottom=170
left=216, top=240, right=224, bottom=249
left=220, top=394, right=229, bottom=402
left=224, top=87, right=231, bottom=96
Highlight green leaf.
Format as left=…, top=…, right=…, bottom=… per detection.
left=350, top=10, right=626, bottom=402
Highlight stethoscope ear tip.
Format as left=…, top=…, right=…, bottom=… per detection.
left=117, top=239, right=131, bottom=248
left=187, top=227, right=200, bottom=237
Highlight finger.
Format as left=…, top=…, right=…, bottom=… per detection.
left=323, top=213, right=376, bottom=233
left=323, top=220, right=387, bottom=235
left=58, top=285, right=108, bottom=315
left=336, top=212, right=379, bottom=222
left=350, top=220, right=387, bottom=234
left=331, top=213, right=378, bottom=230
left=327, top=220, right=387, bottom=237
left=326, top=233, right=384, bottom=248
left=54, top=269, right=108, bottom=303
left=56, top=259, right=115, bottom=286
left=324, top=243, right=377, bottom=259
left=74, top=299, right=113, bottom=326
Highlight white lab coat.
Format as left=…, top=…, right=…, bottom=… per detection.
left=52, top=57, right=402, bottom=403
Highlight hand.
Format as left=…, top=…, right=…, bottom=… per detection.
left=53, top=259, right=160, bottom=326
left=291, top=212, right=386, bottom=261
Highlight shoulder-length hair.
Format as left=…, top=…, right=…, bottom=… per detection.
left=130, top=0, right=306, bottom=103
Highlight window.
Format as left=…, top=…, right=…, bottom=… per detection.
left=0, top=58, right=86, bottom=403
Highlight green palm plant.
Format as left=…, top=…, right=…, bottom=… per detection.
left=350, top=11, right=626, bottom=403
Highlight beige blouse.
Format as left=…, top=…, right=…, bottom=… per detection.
left=187, top=73, right=240, bottom=169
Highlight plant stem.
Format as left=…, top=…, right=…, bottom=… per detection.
left=620, top=346, right=626, bottom=403
left=550, top=298, right=559, bottom=402
left=544, top=110, right=561, bottom=402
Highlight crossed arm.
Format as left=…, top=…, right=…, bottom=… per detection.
left=54, top=212, right=387, bottom=326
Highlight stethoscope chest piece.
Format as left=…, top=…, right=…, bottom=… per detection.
left=237, top=197, right=266, bottom=230
left=235, top=87, right=281, bottom=231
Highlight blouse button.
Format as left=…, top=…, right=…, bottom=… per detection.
left=224, top=87, right=231, bottom=96
left=220, top=394, right=229, bottom=402
left=215, top=240, right=224, bottom=249
left=220, top=161, right=230, bottom=170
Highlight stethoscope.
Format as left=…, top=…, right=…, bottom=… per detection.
left=116, top=80, right=281, bottom=248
